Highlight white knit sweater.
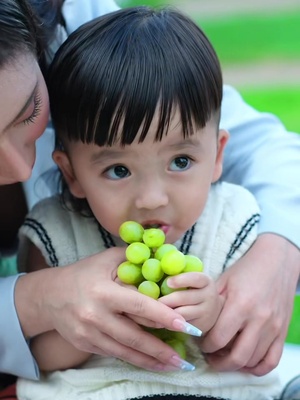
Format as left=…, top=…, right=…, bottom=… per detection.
left=17, top=182, right=281, bottom=400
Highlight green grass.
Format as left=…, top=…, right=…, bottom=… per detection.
left=117, top=0, right=166, bottom=7
left=239, top=86, right=300, bottom=132
left=199, top=11, right=300, bottom=66
left=117, top=1, right=300, bottom=65
left=286, top=295, right=300, bottom=345
left=117, top=2, right=300, bottom=132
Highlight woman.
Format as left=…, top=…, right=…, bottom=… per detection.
left=0, top=0, right=299, bottom=394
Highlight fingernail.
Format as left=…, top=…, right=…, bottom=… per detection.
left=173, top=319, right=202, bottom=337
left=171, top=355, right=195, bottom=371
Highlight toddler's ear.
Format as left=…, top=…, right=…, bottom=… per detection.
left=212, top=129, right=229, bottom=183
left=52, top=150, right=86, bottom=199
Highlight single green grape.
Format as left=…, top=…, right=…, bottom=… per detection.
left=161, top=250, right=186, bottom=275
left=154, top=243, right=177, bottom=261
left=119, top=221, right=144, bottom=244
left=138, top=280, right=160, bottom=299
left=165, top=338, right=187, bottom=360
left=171, top=331, right=190, bottom=342
left=183, top=255, right=204, bottom=273
left=143, top=228, right=165, bottom=248
left=142, top=258, right=164, bottom=282
left=117, top=261, right=143, bottom=285
left=160, top=276, right=186, bottom=296
left=126, top=242, right=151, bottom=264
left=146, top=328, right=170, bottom=341
left=160, top=276, right=176, bottom=296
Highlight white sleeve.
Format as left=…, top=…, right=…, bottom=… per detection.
left=220, top=85, right=300, bottom=249
left=62, top=0, right=120, bottom=34
left=0, top=275, right=39, bottom=379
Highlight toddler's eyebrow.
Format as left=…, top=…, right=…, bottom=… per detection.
left=89, top=138, right=201, bottom=164
left=90, top=148, right=124, bottom=164
left=168, top=138, right=201, bottom=150
left=4, top=81, right=38, bottom=132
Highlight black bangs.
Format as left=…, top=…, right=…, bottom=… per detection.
left=48, top=6, right=222, bottom=147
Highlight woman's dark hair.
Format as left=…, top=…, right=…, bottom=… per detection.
left=0, top=0, right=43, bottom=67
left=48, top=6, right=223, bottom=148
left=29, top=0, right=65, bottom=73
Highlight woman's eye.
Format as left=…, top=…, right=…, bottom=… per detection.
left=170, top=156, right=191, bottom=171
left=105, top=165, right=130, bottom=180
left=22, top=92, right=42, bottom=125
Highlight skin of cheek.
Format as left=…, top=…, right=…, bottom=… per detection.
left=59, top=152, right=127, bottom=237
left=61, top=121, right=225, bottom=241
left=84, top=180, right=133, bottom=237
left=0, top=68, right=49, bottom=183
left=70, top=162, right=216, bottom=244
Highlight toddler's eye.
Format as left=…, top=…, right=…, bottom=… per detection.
left=170, top=156, right=191, bottom=171
left=105, top=165, right=130, bottom=180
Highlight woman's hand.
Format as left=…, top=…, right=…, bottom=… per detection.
left=15, top=247, right=195, bottom=371
left=200, top=234, right=300, bottom=376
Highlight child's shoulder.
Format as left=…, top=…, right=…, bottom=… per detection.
left=207, top=182, right=260, bottom=270
left=28, top=195, right=73, bottom=220
left=212, top=181, right=259, bottom=211
left=22, top=195, right=76, bottom=236
left=30, top=194, right=63, bottom=211
left=209, top=181, right=260, bottom=234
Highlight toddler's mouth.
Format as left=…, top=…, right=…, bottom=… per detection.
left=142, top=222, right=170, bottom=235
left=143, top=223, right=161, bottom=229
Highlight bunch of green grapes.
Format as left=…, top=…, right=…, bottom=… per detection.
left=117, top=220, right=204, bottom=359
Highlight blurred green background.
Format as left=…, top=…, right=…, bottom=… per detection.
left=117, top=0, right=300, bottom=132
left=117, top=0, right=300, bottom=344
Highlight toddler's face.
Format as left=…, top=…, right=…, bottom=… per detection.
left=54, top=110, right=228, bottom=243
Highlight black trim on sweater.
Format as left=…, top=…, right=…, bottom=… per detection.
left=23, top=218, right=59, bottom=267
left=179, top=224, right=196, bottom=255
left=222, top=213, right=260, bottom=271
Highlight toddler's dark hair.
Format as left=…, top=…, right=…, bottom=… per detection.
left=48, top=6, right=222, bottom=147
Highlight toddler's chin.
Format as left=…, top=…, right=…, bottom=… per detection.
left=165, top=231, right=182, bottom=245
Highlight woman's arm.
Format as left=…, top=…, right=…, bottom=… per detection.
left=0, top=275, right=39, bottom=379
left=203, top=234, right=300, bottom=375
left=221, top=85, right=300, bottom=249
left=202, top=86, right=300, bottom=375
left=23, top=243, right=91, bottom=371
left=31, top=330, right=90, bottom=372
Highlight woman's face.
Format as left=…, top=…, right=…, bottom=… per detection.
left=0, top=53, right=49, bottom=184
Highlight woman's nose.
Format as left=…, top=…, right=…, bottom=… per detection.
left=5, top=141, right=35, bottom=182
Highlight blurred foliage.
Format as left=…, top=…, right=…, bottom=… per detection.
left=286, top=295, right=300, bottom=345
left=117, top=0, right=300, bottom=133
left=199, top=12, right=300, bottom=66
left=117, top=1, right=300, bottom=65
